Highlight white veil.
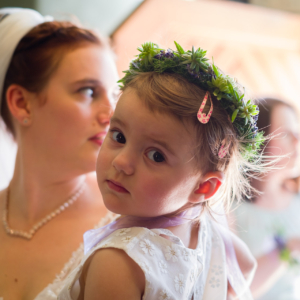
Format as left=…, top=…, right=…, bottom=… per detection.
left=0, top=8, right=53, bottom=190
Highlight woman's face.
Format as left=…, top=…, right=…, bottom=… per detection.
left=268, top=104, right=299, bottom=170
left=28, top=45, right=119, bottom=175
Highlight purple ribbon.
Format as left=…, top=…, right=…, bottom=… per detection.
left=84, top=205, right=201, bottom=254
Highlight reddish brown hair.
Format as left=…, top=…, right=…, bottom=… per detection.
left=1, top=21, right=107, bottom=136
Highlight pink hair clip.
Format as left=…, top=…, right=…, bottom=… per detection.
left=218, top=139, right=230, bottom=158
left=197, top=91, right=213, bottom=124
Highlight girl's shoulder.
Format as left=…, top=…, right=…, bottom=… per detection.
left=58, top=221, right=215, bottom=300
left=91, top=227, right=191, bottom=256
left=82, top=226, right=208, bottom=299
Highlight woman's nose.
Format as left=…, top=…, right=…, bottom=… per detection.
left=97, top=93, right=114, bottom=125
left=289, top=132, right=300, bottom=149
left=293, top=132, right=300, bottom=142
left=112, top=149, right=135, bottom=176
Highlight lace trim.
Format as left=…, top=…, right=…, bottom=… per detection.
left=34, top=211, right=117, bottom=298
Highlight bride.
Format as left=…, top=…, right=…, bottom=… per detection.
left=0, top=8, right=119, bottom=299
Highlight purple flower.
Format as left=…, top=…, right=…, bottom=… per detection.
left=186, top=64, right=198, bottom=78
left=251, top=125, right=258, bottom=133
left=274, top=235, right=286, bottom=250
left=164, top=49, right=174, bottom=58
left=154, top=50, right=165, bottom=59
left=186, top=64, right=193, bottom=72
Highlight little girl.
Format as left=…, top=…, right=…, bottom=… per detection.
left=58, top=42, right=263, bottom=299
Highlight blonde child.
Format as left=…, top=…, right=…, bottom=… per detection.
left=58, top=42, right=263, bottom=299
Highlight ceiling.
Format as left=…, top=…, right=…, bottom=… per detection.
left=112, top=0, right=300, bottom=109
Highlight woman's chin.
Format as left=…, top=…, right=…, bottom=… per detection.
left=75, top=158, right=98, bottom=175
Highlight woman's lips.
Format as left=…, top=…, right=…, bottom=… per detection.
left=89, top=132, right=107, bottom=146
left=106, top=180, right=129, bottom=193
left=89, top=138, right=103, bottom=146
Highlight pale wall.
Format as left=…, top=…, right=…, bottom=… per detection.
left=37, top=0, right=143, bottom=36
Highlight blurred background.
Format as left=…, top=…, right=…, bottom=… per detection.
left=1, top=0, right=300, bottom=189
left=1, top=0, right=300, bottom=104
left=1, top=1, right=300, bottom=298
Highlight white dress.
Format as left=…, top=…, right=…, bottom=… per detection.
left=33, top=212, right=116, bottom=300
left=233, top=198, right=300, bottom=300
left=58, top=214, right=229, bottom=300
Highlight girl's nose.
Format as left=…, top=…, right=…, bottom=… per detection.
left=112, top=150, right=135, bottom=176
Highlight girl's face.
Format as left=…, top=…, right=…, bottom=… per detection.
left=28, top=45, right=119, bottom=175
left=268, top=104, right=299, bottom=169
left=97, top=88, right=202, bottom=217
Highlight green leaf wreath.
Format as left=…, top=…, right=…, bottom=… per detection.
left=118, top=41, right=265, bottom=158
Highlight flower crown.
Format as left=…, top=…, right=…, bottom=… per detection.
left=118, top=41, right=264, bottom=158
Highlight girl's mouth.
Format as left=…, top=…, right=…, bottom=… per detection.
left=106, top=180, right=129, bottom=193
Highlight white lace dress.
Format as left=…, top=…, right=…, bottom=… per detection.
left=33, top=212, right=116, bottom=300
left=58, top=214, right=228, bottom=300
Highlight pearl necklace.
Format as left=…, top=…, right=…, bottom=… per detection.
left=2, top=182, right=86, bottom=240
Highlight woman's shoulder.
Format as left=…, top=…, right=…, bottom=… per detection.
left=0, top=187, right=7, bottom=214
left=34, top=211, right=116, bottom=299
left=0, top=186, right=7, bottom=198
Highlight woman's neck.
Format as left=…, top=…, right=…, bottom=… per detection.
left=7, top=150, right=87, bottom=225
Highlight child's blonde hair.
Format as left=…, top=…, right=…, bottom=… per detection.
left=122, top=72, right=262, bottom=213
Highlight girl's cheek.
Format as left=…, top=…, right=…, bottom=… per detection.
left=136, top=176, right=158, bottom=198
left=97, top=148, right=110, bottom=173
left=138, top=175, right=171, bottom=200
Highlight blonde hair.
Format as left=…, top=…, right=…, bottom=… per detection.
left=122, top=72, right=264, bottom=213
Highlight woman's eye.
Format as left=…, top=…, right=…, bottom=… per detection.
left=79, top=87, right=94, bottom=98
left=112, top=131, right=126, bottom=144
left=147, top=150, right=165, bottom=163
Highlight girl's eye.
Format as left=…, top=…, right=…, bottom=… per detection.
left=112, top=131, right=126, bottom=144
left=79, top=87, right=94, bottom=98
left=147, top=150, right=165, bottom=163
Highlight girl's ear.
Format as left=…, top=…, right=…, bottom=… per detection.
left=6, top=84, right=33, bottom=126
left=190, top=171, right=224, bottom=204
